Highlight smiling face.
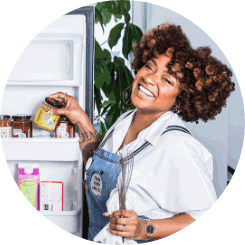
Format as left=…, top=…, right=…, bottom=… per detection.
left=131, top=55, right=180, bottom=116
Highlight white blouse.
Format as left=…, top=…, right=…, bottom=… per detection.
left=93, top=109, right=217, bottom=244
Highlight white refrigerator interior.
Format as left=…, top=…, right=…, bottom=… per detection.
left=1, top=13, right=88, bottom=237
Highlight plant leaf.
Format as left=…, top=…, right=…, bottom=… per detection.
left=114, top=56, right=125, bottom=66
left=108, top=23, right=124, bottom=49
left=101, top=62, right=116, bottom=98
left=130, top=24, right=143, bottom=44
left=101, top=8, right=112, bottom=26
left=108, top=91, right=116, bottom=102
left=99, top=121, right=107, bottom=141
left=101, top=49, right=111, bottom=64
left=94, top=86, right=103, bottom=115
left=124, top=13, right=131, bottom=24
left=102, top=100, right=115, bottom=108
left=123, top=0, right=131, bottom=12
left=113, top=64, right=122, bottom=103
left=101, top=103, right=112, bottom=117
left=95, top=40, right=104, bottom=59
left=117, top=0, right=131, bottom=15
left=95, top=7, right=104, bottom=33
left=104, top=104, right=120, bottom=130
left=122, top=24, right=132, bottom=59
left=123, top=65, right=134, bottom=87
left=94, top=60, right=111, bottom=90
left=95, top=2, right=110, bottom=25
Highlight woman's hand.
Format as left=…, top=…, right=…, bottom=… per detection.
left=104, top=210, right=145, bottom=240
left=47, top=93, right=99, bottom=166
left=47, top=92, right=89, bottom=126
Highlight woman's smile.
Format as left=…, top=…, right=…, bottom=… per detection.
left=138, top=84, right=155, bottom=98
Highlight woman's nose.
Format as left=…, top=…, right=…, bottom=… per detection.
left=143, top=73, right=158, bottom=85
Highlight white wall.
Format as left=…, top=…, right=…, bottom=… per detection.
left=132, top=1, right=244, bottom=197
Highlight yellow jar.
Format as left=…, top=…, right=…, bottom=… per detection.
left=34, top=97, right=65, bottom=131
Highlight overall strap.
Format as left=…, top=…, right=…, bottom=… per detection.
left=124, top=125, right=191, bottom=161
left=99, top=128, right=115, bottom=148
left=99, top=110, right=134, bottom=148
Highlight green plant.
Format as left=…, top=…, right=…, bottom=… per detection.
left=94, top=0, right=143, bottom=140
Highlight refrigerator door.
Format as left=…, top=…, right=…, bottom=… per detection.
left=1, top=6, right=94, bottom=238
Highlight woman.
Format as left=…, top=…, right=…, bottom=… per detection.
left=48, top=23, right=235, bottom=243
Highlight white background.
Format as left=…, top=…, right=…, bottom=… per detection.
left=0, top=0, right=244, bottom=245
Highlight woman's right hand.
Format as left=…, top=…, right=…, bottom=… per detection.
left=47, top=92, right=89, bottom=126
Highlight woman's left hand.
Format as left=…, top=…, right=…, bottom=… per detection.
left=103, top=210, right=144, bottom=240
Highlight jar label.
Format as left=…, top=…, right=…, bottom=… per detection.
left=56, top=123, right=69, bottom=138
left=34, top=107, right=59, bottom=131
left=0, top=126, right=12, bottom=138
left=13, top=129, right=26, bottom=138
left=13, top=128, right=27, bottom=138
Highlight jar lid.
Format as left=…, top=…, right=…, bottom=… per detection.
left=0, top=115, right=10, bottom=120
left=45, top=97, right=65, bottom=108
left=60, top=115, right=68, bottom=120
left=12, top=114, right=32, bottom=120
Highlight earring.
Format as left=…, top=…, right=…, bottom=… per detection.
left=122, top=86, right=132, bottom=105
left=172, top=106, right=182, bottom=114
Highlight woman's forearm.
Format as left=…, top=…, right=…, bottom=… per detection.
left=76, top=120, right=100, bottom=166
left=136, top=213, right=195, bottom=240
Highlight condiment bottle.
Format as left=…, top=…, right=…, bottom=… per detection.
left=12, top=115, right=32, bottom=138
left=55, top=116, right=75, bottom=138
left=0, top=115, right=13, bottom=138
left=34, top=97, right=65, bottom=131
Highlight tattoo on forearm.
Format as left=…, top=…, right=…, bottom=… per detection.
left=81, top=140, right=100, bottom=164
left=79, top=130, right=98, bottom=143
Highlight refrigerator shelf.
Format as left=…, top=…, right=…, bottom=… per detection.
left=6, top=81, right=82, bottom=87
left=1, top=136, right=80, bottom=143
left=40, top=208, right=82, bottom=234
left=2, top=136, right=80, bottom=161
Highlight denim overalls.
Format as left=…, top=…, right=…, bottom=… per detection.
left=83, top=112, right=191, bottom=242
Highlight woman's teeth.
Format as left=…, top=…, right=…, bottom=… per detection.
left=139, top=85, right=154, bottom=97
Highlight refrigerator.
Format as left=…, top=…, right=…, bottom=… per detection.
left=1, top=6, right=94, bottom=238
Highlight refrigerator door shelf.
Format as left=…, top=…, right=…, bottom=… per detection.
left=2, top=136, right=80, bottom=161
left=1, top=135, right=80, bottom=143
left=7, top=14, right=86, bottom=87
left=7, top=35, right=84, bottom=87
left=40, top=208, right=82, bottom=234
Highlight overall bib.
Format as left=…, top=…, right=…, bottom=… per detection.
left=83, top=113, right=191, bottom=243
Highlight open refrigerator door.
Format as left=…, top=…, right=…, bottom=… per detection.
left=1, top=6, right=94, bottom=238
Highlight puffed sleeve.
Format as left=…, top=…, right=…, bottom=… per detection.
left=157, top=132, right=217, bottom=220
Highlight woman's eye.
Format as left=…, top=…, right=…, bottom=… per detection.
left=163, top=78, right=171, bottom=84
left=145, top=64, right=152, bottom=70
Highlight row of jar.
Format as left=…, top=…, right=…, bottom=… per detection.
left=0, top=114, right=75, bottom=138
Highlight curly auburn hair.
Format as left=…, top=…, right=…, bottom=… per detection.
left=131, top=23, right=235, bottom=123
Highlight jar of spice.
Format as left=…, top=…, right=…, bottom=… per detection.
left=34, top=97, right=65, bottom=131
left=12, top=115, right=32, bottom=138
left=0, top=115, right=13, bottom=138
left=55, top=116, right=75, bottom=138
